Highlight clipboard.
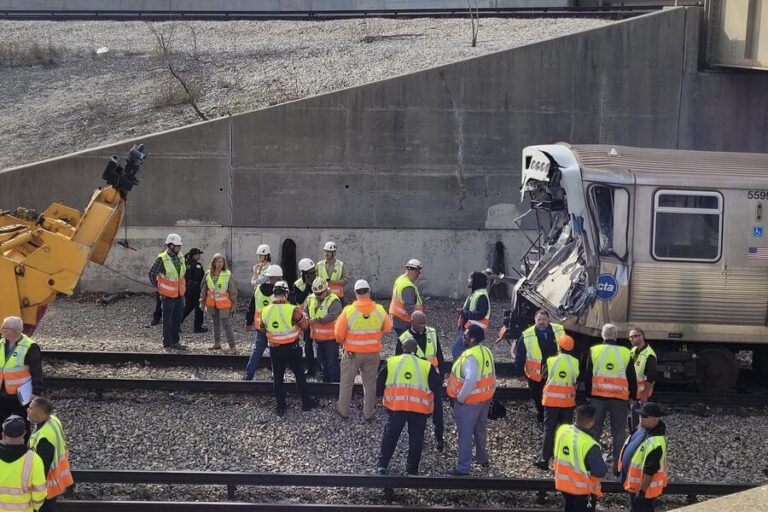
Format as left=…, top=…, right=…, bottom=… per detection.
left=16, top=380, right=33, bottom=406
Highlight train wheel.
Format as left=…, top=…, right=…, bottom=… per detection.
left=696, top=346, right=738, bottom=394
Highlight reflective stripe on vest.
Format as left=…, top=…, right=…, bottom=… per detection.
left=590, top=344, right=631, bottom=400
left=342, top=304, right=387, bottom=353
left=522, top=323, right=565, bottom=382
left=459, top=289, right=491, bottom=330
left=554, top=424, right=603, bottom=497
left=446, top=344, right=496, bottom=404
left=619, top=434, right=668, bottom=498
left=252, top=288, right=273, bottom=328
left=0, top=450, right=47, bottom=511
left=205, top=270, right=233, bottom=309
left=388, top=274, right=424, bottom=323
left=317, top=260, right=344, bottom=298
left=382, top=354, right=434, bottom=414
left=261, top=304, right=300, bottom=346
left=542, top=353, right=579, bottom=408
left=398, top=328, right=439, bottom=368
left=157, top=251, right=187, bottom=298
left=29, top=415, right=74, bottom=498
left=307, top=293, right=341, bottom=342
left=632, top=344, right=657, bottom=400
left=0, top=335, right=34, bottom=394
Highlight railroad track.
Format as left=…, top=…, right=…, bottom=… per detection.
left=59, top=504, right=560, bottom=512
left=43, top=375, right=768, bottom=407
left=0, top=6, right=661, bottom=21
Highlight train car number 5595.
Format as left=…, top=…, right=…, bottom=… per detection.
left=747, top=190, right=768, bottom=199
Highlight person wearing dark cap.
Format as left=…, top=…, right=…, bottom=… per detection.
left=536, top=334, right=580, bottom=471
left=446, top=325, right=496, bottom=475
left=182, top=247, right=208, bottom=334
left=0, top=415, right=46, bottom=511
left=618, top=403, right=668, bottom=512
left=375, top=338, right=441, bottom=475
left=554, top=405, right=606, bottom=512
left=452, top=271, right=491, bottom=360
left=27, top=397, right=74, bottom=511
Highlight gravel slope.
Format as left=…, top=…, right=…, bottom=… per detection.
left=0, top=17, right=611, bottom=170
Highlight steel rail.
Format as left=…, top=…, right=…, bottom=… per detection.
left=44, top=376, right=768, bottom=406
left=59, top=503, right=560, bottom=512
left=0, top=7, right=660, bottom=21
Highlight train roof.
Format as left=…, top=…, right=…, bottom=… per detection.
left=565, top=144, right=768, bottom=188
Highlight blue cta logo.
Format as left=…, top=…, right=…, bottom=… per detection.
left=596, top=274, right=618, bottom=301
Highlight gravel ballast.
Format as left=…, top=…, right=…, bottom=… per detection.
left=0, top=17, right=611, bottom=170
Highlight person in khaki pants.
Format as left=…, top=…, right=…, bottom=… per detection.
left=334, top=279, right=393, bottom=420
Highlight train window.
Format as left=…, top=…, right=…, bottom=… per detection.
left=653, top=190, right=722, bottom=262
left=589, top=185, right=629, bottom=259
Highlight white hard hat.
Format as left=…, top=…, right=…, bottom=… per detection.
left=264, top=264, right=283, bottom=277
left=298, top=258, right=316, bottom=272
left=405, top=259, right=423, bottom=269
left=323, top=241, right=337, bottom=252
left=165, top=233, right=183, bottom=246
left=273, top=281, right=290, bottom=295
left=311, top=277, right=329, bottom=294
left=256, top=244, right=271, bottom=256
left=354, top=279, right=371, bottom=292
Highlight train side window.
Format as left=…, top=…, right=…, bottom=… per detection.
left=589, top=185, right=629, bottom=259
left=652, top=190, right=722, bottom=262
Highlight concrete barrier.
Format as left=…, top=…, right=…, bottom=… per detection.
left=2, top=7, right=767, bottom=297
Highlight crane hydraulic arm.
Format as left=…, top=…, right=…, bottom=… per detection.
left=0, top=144, right=147, bottom=334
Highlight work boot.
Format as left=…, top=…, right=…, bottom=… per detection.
left=435, top=437, right=444, bottom=452
left=208, top=343, right=222, bottom=351
left=169, top=343, right=188, bottom=351
left=194, top=326, right=209, bottom=333
left=223, top=345, right=237, bottom=355
left=150, top=317, right=161, bottom=326
left=302, top=397, right=320, bottom=411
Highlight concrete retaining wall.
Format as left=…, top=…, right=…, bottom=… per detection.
left=2, top=7, right=767, bottom=297
left=0, top=0, right=572, bottom=12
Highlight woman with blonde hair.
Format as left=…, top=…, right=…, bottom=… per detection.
left=200, top=253, right=239, bottom=353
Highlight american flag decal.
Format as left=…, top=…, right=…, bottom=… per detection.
left=748, top=247, right=768, bottom=259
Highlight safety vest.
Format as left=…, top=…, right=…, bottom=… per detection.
left=307, top=293, right=341, bottom=342
left=619, top=434, right=668, bottom=498
left=261, top=303, right=301, bottom=347
left=156, top=251, right=187, bottom=298
left=554, top=424, right=603, bottom=497
left=341, top=303, right=388, bottom=353
left=29, top=415, right=74, bottom=499
left=446, top=344, right=496, bottom=404
left=459, top=289, right=491, bottom=330
left=590, top=344, right=632, bottom=400
left=382, top=354, right=434, bottom=414
left=0, top=450, right=47, bottom=512
left=317, top=260, right=345, bottom=298
left=252, top=287, right=273, bottom=328
left=542, top=353, right=579, bottom=408
left=0, top=335, right=35, bottom=394
left=205, top=270, right=233, bottom=309
left=388, top=274, right=424, bottom=323
left=631, top=344, right=657, bottom=400
left=399, top=328, right=439, bottom=368
left=521, top=323, right=565, bottom=382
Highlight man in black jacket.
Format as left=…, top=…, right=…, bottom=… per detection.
left=619, top=403, right=668, bottom=512
left=181, top=248, right=208, bottom=333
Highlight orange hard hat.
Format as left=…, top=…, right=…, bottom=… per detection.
left=558, top=335, right=575, bottom=352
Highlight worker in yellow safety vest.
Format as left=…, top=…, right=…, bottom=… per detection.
left=553, top=404, right=607, bottom=512
left=398, top=311, right=446, bottom=451
left=27, top=397, right=74, bottom=511
left=375, top=338, right=441, bottom=475
left=452, top=271, right=491, bottom=360
left=0, top=415, right=46, bottom=512
left=259, top=281, right=318, bottom=417
left=446, top=325, right=496, bottom=475
left=306, top=278, right=343, bottom=383
left=293, top=258, right=319, bottom=378
left=514, top=309, right=565, bottom=426
left=0, top=316, right=44, bottom=429
left=585, top=323, right=637, bottom=476
left=389, top=259, right=425, bottom=345
left=317, top=241, right=348, bottom=300
left=619, top=402, right=668, bottom=512
left=536, top=334, right=580, bottom=471
left=243, top=264, right=284, bottom=381
left=200, top=253, right=239, bottom=354
left=628, top=327, right=658, bottom=430
left=148, top=233, right=187, bottom=350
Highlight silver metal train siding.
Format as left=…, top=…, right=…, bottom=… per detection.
left=510, top=143, right=768, bottom=392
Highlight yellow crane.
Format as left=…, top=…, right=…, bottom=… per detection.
left=0, top=145, right=146, bottom=334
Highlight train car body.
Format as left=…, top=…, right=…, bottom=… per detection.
left=512, top=143, right=768, bottom=392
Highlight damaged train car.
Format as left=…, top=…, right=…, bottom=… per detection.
left=507, top=143, right=768, bottom=392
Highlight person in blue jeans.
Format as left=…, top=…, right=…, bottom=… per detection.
left=452, top=271, right=490, bottom=360
left=243, top=264, right=284, bottom=380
